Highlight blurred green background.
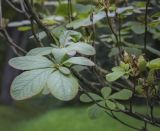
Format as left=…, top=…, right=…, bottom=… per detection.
left=0, top=103, right=160, bottom=131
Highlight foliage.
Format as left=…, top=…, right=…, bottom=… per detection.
left=9, top=30, right=95, bottom=101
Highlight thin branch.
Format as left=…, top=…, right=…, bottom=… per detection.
left=6, top=0, right=24, bottom=14
left=0, top=0, right=2, bottom=28
left=72, top=68, right=101, bottom=92
left=68, top=0, right=73, bottom=22
left=106, top=111, right=142, bottom=131
left=24, top=0, right=56, bottom=43
left=0, top=29, right=27, bottom=54
left=30, top=19, right=44, bottom=47
left=144, top=0, right=150, bottom=52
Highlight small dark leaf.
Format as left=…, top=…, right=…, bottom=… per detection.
left=109, top=89, right=132, bottom=100
left=80, top=93, right=103, bottom=103
left=101, top=87, right=112, bottom=99
left=88, top=102, right=105, bottom=119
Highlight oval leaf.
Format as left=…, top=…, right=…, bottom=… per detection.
left=101, top=87, right=112, bottom=99
left=52, top=48, right=68, bottom=63
left=88, top=101, right=105, bottom=119
left=67, top=42, right=96, bottom=56
left=106, top=71, right=125, bottom=82
left=80, top=93, right=103, bottom=103
left=11, top=68, right=54, bottom=100
left=60, top=30, right=82, bottom=46
left=116, top=102, right=125, bottom=110
left=27, top=47, right=53, bottom=56
left=105, top=100, right=116, bottom=110
left=47, top=71, right=79, bottom=101
left=59, top=66, right=71, bottom=75
left=64, top=57, right=95, bottom=66
left=9, top=56, right=53, bottom=70
left=147, top=58, right=160, bottom=69
left=109, top=89, right=132, bottom=100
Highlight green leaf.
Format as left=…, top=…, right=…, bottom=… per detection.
left=105, top=100, right=116, bottom=110
left=116, top=6, right=133, bottom=14
left=108, top=47, right=119, bottom=57
left=109, top=89, right=132, bottom=100
left=64, top=57, right=95, bottom=66
left=67, top=42, right=96, bottom=56
left=52, top=48, right=68, bottom=63
left=80, top=93, right=103, bottom=103
left=42, top=85, right=50, bottom=95
left=146, top=46, right=160, bottom=57
left=75, top=4, right=95, bottom=15
left=67, top=11, right=114, bottom=29
left=17, top=26, right=31, bottom=31
left=47, top=71, right=79, bottom=101
left=106, top=71, right=125, bottom=82
left=116, top=102, right=125, bottom=110
left=147, top=58, right=160, bottom=69
left=147, top=69, right=155, bottom=84
left=59, top=30, right=82, bottom=45
left=120, top=62, right=130, bottom=71
left=11, top=68, right=54, bottom=100
left=30, top=31, right=46, bottom=40
left=112, top=66, right=124, bottom=72
left=124, top=47, right=142, bottom=56
left=131, top=22, right=145, bottom=34
left=101, top=87, right=112, bottom=98
left=27, top=47, right=53, bottom=56
left=88, top=101, right=105, bottom=119
left=72, top=65, right=88, bottom=72
left=58, top=66, right=71, bottom=75
left=51, top=26, right=66, bottom=39
left=9, top=56, right=53, bottom=70
left=137, top=56, right=147, bottom=72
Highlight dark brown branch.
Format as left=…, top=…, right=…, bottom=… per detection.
left=6, top=0, right=24, bottom=14
left=106, top=111, right=142, bottom=131
left=24, top=0, right=56, bottom=43
left=30, top=19, right=44, bottom=47
left=144, top=0, right=150, bottom=52
left=0, top=29, right=27, bottom=55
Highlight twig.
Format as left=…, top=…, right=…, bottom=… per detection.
left=144, top=0, right=150, bottom=52
left=107, top=111, right=142, bottom=131
left=0, top=29, right=27, bottom=55
left=6, top=0, right=24, bottom=14
left=0, top=0, right=2, bottom=28
left=24, top=0, right=56, bottom=43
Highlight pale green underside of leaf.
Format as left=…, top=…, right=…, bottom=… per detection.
left=52, top=42, right=95, bottom=62
left=58, top=66, right=71, bottom=75
left=64, top=57, right=95, bottom=66
left=52, top=48, right=68, bottom=63
left=59, top=30, right=82, bottom=46
left=27, top=47, right=53, bottom=56
left=47, top=70, right=79, bottom=101
left=42, top=85, right=50, bottom=95
left=11, top=68, right=54, bottom=100
left=9, top=56, right=53, bottom=70
left=67, top=42, right=96, bottom=56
